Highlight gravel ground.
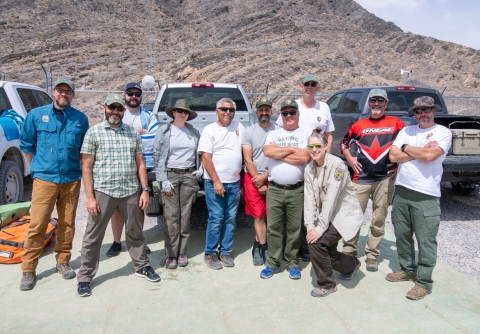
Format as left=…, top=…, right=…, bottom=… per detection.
left=21, top=177, right=480, bottom=281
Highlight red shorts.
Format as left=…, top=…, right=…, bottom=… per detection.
left=243, top=172, right=268, bottom=219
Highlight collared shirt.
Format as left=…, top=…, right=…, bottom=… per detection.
left=81, top=121, right=143, bottom=198
left=20, top=103, right=89, bottom=184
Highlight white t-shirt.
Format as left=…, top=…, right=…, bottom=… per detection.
left=122, top=109, right=143, bottom=129
left=277, top=99, right=335, bottom=134
left=198, top=120, right=244, bottom=183
left=166, top=125, right=196, bottom=169
left=265, top=127, right=310, bottom=184
left=393, top=124, right=452, bottom=197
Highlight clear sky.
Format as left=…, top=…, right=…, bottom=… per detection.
left=354, top=0, right=480, bottom=50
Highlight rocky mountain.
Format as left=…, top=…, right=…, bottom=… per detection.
left=1, top=0, right=479, bottom=120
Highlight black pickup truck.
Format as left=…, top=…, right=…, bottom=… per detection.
left=326, top=86, right=480, bottom=195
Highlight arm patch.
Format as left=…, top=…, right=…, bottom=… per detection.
left=334, top=167, right=344, bottom=181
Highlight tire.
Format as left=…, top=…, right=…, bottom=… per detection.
left=0, top=160, right=24, bottom=204
left=451, top=182, right=476, bottom=196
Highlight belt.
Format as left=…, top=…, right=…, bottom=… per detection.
left=167, top=167, right=195, bottom=174
left=269, top=180, right=304, bottom=190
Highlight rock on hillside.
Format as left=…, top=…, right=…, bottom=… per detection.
left=1, top=0, right=479, bottom=118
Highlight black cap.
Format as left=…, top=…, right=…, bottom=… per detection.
left=124, top=82, right=142, bottom=92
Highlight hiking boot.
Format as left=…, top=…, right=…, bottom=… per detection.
left=406, top=285, right=431, bottom=300
left=219, top=254, right=235, bottom=267
left=77, top=282, right=92, bottom=297
left=339, top=258, right=361, bottom=281
left=56, top=263, right=76, bottom=279
left=135, top=265, right=161, bottom=282
left=177, top=254, right=189, bottom=267
left=288, top=267, right=302, bottom=280
left=252, top=242, right=264, bottom=266
left=311, top=286, right=337, bottom=298
left=365, top=258, right=378, bottom=272
left=298, top=249, right=310, bottom=262
left=204, top=254, right=223, bottom=270
left=19, top=272, right=36, bottom=291
left=165, top=257, right=178, bottom=269
left=144, top=245, right=151, bottom=254
left=342, top=250, right=358, bottom=257
left=106, top=241, right=122, bottom=257
left=386, top=271, right=417, bottom=282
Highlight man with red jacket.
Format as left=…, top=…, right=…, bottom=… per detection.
left=340, top=89, right=405, bottom=272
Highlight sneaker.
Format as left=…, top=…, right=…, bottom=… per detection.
left=260, top=243, right=269, bottom=263
left=406, top=285, right=431, bottom=300
left=19, top=272, right=36, bottom=291
left=135, top=265, right=161, bottom=282
left=288, top=267, right=301, bottom=279
left=56, top=263, right=76, bottom=279
left=311, top=286, right=337, bottom=298
left=365, top=258, right=378, bottom=272
left=386, top=271, right=417, bottom=282
left=204, top=254, right=223, bottom=270
left=219, top=254, right=235, bottom=267
left=165, top=257, right=178, bottom=269
left=144, top=245, right=151, bottom=254
left=260, top=266, right=275, bottom=279
left=77, top=282, right=92, bottom=297
left=177, top=254, right=189, bottom=267
left=298, top=249, right=310, bottom=262
left=106, top=241, right=122, bottom=257
left=252, top=243, right=264, bottom=266
left=339, top=258, right=361, bottom=281
left=342, top=250, right=358, bottom=257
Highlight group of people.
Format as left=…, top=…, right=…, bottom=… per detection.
left=18, top=74, right=452, bottom=302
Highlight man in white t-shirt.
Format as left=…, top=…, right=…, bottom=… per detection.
left=386, top=96, right=452, bottom=301
left=259, top=99, right=310, bottom=280
left=198, top=98, right=244, bottom=270
left=106, top=82, right=159, bottom=258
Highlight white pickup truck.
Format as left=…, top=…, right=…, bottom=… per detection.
left=0, top=81, right=53, bottom=204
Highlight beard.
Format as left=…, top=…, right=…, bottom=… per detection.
left=55, top=97, right=70, bottom=108
left=126, top=98, right=141, bottom=108
left=259, top=116, right=270, bottom=124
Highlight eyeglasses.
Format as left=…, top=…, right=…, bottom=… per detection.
left=307, top=143, right=323, bottom=150
left=125, top=91, right=142, bottom=97
left=414, top=107, right=434, bottom=114
left=369, top=98, right=386, bottom=103
left=303, top=82, right=318, bottom=87
left=218, top=107, right=235, bottom=113
left=174, top=109, right=190, bottom=115
left=281, top=111, right=297, bottom=117
left=107, top=105, right=125, bottom=112
left=54, top=87, right=74, bottom=96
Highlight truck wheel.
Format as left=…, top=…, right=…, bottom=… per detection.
left=451, top=182, right=476, bottom=196
left=0, top=160, right=24, bottom=204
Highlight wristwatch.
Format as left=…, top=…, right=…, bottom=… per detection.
left=142, top=187, right=151, bottom=192
left=401, top=144, right=408, bottom=152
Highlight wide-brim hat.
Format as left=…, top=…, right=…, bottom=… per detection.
left=165, top=99, right=197, bottom=121
left=407, top=96, right=442, bottom=115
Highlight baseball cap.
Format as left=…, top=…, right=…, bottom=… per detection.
left=280, top=99, right=298, bottom=110
left=124, top=82, right=142, bottom=92
left=368, top=89, right=388, bottom=101
left=256, top=98, right=272, bottom=108
left=53, top=78, right=75, bottom=92
left=301, top=74, right=319, bottom=84
left=104, top=93, right=125, bottom=107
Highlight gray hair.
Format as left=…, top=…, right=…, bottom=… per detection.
left=216, top=98, right=236, bottom=109
left=308, top=129, right=327, bottom=145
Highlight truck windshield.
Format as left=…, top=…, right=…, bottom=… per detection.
left=386, top=92, right=444, bottom=113
left=158, top=87, right=248, bottom=112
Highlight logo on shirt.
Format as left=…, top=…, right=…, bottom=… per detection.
left=42, top=115, right=49, bottom=122
left=316, top=116, right=322, bottom=122
left=334, top=168, right=344, bottom=181
left=361, top=127, right=394, bottom=134
left=235, top=129, right=239, bottom=136
left=427, top=133, right=433, bottom=139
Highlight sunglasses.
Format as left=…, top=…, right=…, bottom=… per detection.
left=218, top=107, right=235, bottom=113
left=125, top=91, right=142, bottom=97
left=281, top=111, right=297, bottom=117
left=414, top=107, right=434, bottom=114
left=303, top=82, right=318, bottom=87
left=174, top=109, right=190, bottom=115
left=307, top=143, right=323, bottom=150
left=369, top=98, right=386, bottom=103
left=54, top=87, right=74, bottom=96
left=107, top=105, right=125, bottom=112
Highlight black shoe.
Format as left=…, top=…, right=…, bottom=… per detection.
left=252, top=241, right=263, bottom=266
left=77, top=282, right=92, bottom=297
left=260, top=243, right=269, bottom=264
left=106, top=241, right=122, bottom=257
left=298, top=249, right=310, bottom=262
left=144, top=245, right=151, bottom=254
left=19, top=272, right=36, bottom=291
left=135, top=265, right=161, bottom=282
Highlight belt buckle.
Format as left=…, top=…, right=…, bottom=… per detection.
left=284, top=184, right=289, bottom=190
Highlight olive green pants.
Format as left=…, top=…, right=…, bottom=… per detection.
left=391, top=185, right=441, bottom=290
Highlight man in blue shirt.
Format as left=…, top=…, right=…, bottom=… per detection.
left=19, top=78, right=89, bottom=291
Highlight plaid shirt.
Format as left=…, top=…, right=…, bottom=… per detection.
left=81, top=120, right=143, bottom=198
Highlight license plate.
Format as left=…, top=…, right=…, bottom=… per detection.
left=459, top=171, right=478, bottom=175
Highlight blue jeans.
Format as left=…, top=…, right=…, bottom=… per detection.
left=204, top=180, right=241, bottom=255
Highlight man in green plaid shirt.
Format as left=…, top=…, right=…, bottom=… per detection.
left=76, top=93, right=160, bottom=297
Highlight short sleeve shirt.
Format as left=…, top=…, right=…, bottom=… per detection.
left=242, top=123, right=277, bottom=174
left=277, top=99, right=335, bottom=134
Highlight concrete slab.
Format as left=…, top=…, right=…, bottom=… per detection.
left=1, top=226, right=479, bottom=333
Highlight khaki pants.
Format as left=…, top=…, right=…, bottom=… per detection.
left=21, top=179, right=81, bottom=272
left=343, top=177, right=394, bottom=259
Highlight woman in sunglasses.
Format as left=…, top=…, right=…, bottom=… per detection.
left=153, top=99, right=202, bottom=269
left=303, top=129, right=364, bottom=297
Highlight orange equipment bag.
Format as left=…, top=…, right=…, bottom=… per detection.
left=0, top=215, right=58, bottom=264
